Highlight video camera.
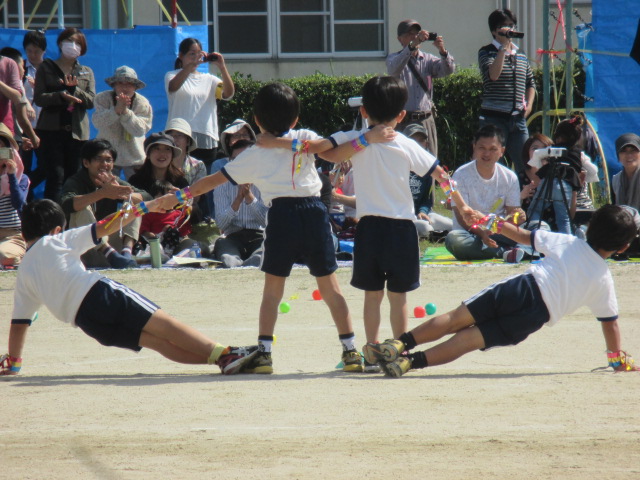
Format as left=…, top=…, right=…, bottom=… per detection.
left=528, top=147, right=567, bottom=169
left=498, top=30, right=525, bottom=39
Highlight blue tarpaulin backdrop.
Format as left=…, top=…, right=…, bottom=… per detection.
left=0, top=25, right=208, bottom=137
left=582, top=1, right=640, bottom=177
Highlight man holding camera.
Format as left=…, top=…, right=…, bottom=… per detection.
left=387, top=19, right=455, bottom=158
left=478, top=8, right=536, bottom=175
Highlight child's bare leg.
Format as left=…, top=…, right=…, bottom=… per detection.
left=316, top=273, right=352, bottom=335
left=259, top=273, right=286, bottom=336
left=387, top=291, right=408, bottom=339
left=139, top=310, right=216, bottom=364
left=410, top=303, right=476, bottom=345
left=421, top=325, right=485, bottom=367
left=364, top=290, right=384, bottom=343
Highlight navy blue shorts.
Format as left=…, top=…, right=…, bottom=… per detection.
left=465, top=273, right=550, bottom=349
left=262, top=196, right=337, bottom=277
left=351, top=216, right=420, bottom=293
left=75, top=278, right=159, bottom=351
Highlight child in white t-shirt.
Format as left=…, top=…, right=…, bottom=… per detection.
left=364, top=204, right=640, bottom=376
left=160, top=83, right=396, bottom=374
left=1, top=199, right=257, bottom=376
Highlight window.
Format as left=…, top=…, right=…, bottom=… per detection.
left=5, top=0, right=84, bottom=29
left=212, top=0, right=385, bottom=58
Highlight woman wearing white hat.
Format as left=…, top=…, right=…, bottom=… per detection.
left=92, top=65, right=152, bottom=180
left=164, top=118, right=207, bottom=186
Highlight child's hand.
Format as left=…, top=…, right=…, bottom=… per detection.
left=155, top=193, right=180, bottom=212
left=365, top=125, right=397, bottom=144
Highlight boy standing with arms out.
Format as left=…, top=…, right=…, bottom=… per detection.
left=0, top=199, right=257, bottom=376
left=322, top=76, right=473, bottom=372
left=160, top=83, right=395, bottom=374
left=364, top=204, right=640, bottom=376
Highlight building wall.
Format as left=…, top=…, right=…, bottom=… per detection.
left=73, top=0, right=592, bottom=80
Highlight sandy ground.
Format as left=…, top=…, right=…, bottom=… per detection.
left=1, top=263, right=639, bottom=479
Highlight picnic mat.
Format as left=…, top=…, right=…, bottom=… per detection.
left=420, top=246, right=640, bottom=267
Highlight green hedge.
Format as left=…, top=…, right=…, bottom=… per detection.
left=218, top=64, right=585, bottom=170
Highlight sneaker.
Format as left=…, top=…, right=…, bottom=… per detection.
left=503, top=247, right=524, bottom=264
left=341, top=349, right=363, bottom=372
left=380, top=356, right=412, bottom=378
left=243, top=351, right=273, bottom=374
left=362, top=340, right=405, bottom=365
left=217, top=346, right=259, bottom=375
left=363, top=359, right=381, bottom=373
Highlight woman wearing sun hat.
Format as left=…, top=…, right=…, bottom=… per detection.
left=92, top=65, right=152, bottom=180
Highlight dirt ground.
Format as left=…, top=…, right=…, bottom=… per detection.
left=1, top=263, right=639, bottom=479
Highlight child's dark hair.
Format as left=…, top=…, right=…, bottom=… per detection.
left=473, top=124, right=506, bottom=146
left=175, top=37, right=202, bottom=69
left=253, top=83, right=300, bottom=135
left=20, top=199, right=66, bottom=242
left=488, top=9, right=517, bottom=35
left=361, top=76, right=408, bottom=123
left=586, top=204, right=637, bottom=252
left=148, top=179, right=175, bottom=198
left=553, top=115, right=584, bottom=147
left=80, top=139, right=118, bottom=166
left=0, top=47, right=23, bottom=64
left=23, top=30, right=47, bottom=51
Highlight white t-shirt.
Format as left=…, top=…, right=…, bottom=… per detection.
left=330, top=130, right=437, bottom=220
left=12, top=225, right=104, bottom=325
left=221, top=129, right=323, bottom=206
left=450, top=160, right=521, bottom=230
left=164, top=70, right=227, bottom=142
left=528, top=230, right=617, bottom=326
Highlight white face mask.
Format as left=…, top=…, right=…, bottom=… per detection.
left=60, top=41, right=81, bottom=59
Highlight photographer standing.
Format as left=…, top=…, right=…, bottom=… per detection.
left=478, top=9, right=535, bottom=174
left=387, top=19, right=455, bottom=158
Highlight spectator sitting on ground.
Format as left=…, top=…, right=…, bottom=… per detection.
left=164, top=118, right=209, bottom=220
left=128, top=133, right=192, bottom=257
left=403, top=123, right=453, bottom=237
left=0, top=123, right=29, bottom=267
left=139, top=179, right=197, bottom=257
left=611, top=133, right=640, bottom=211
left=60, top=138, right=149, bottom=269
left=208, top=119, right=257, bottom=216
left=526, top=116, right=584, bottom=235
left=213, top=139, right=267, bottom=268
left=444, top=124, right=528, bottom=262
left=519, top=134, right=549, bottom=212
left=91, top=66, right=152, bottom=180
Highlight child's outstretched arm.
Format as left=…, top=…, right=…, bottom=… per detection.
left=256, top=125, right=396, bottom=161
left=319, top=125, right=396, bottom=163
left=601, top=320, right=639, bottom=372
left=429, top=165, right=482, bottom=226
left=1, top=323, right=29, bottom=375
left=94, top=197, right=166, bottom=239
left=155, top=172, right=229, bottom=212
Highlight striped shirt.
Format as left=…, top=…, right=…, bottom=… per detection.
left=0, top=174, right=29, bottom=229
left=478, top=40, right=535, bottom=115
left=213, top=181, right=268, bottom=235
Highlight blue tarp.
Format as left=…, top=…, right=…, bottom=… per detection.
left=582, top=1, right=640, bottom=177
left=0, top=25, right=208, bottom=137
